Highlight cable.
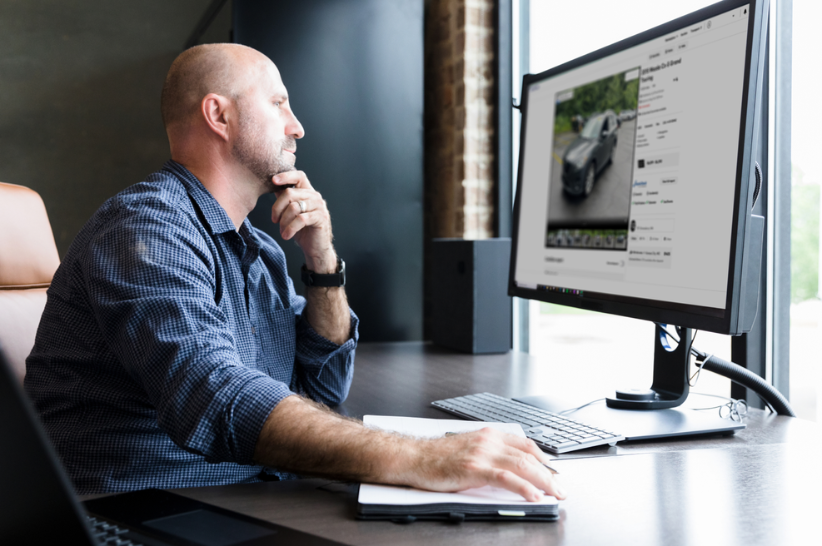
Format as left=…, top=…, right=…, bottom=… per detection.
left=697, top=353, right=793, bottom=415
left=686, top=330, right=703, bottom=387
left=655, top=323, right=700, bottom=359
left=654, top=322, right=704, bottom=359
left=688, top=353, right=709, bottom=388
left=653, top=323, right=794, bottom=416
left=559, top=398, right=605, bottom=415
left=690, top=392, right=736, bottom=403
left=689, top=392, right=748, bottom=421
left=686, top=329, right=699, bottom=361
left=655, top=323, right=706, bottom=388
left=655, top=322, right=681, bottom=343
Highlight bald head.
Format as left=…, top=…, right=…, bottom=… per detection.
left=161, top=43, right=270, bottom=131
left=160, top=43, right=304, bottom=208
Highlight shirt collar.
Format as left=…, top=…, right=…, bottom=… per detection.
left=163, top=160, right=239, bottom=235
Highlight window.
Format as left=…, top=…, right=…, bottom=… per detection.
left=789, top=0, right=819, bottom=421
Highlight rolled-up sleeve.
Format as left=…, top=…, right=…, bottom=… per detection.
left=291, top=296, right=359, bottom=406
left=83, top=197, right=291, bottom=465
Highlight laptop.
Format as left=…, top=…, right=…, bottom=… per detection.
left=0, top=346, right=344, bottom=545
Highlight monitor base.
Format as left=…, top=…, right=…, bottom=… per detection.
left=605, top=395, right=690, bottom=410
left=515, top=394, right=745, bottom=442
left=603, top=324, right=693, bottom=410
left=514, top=324, right=747, bottom=441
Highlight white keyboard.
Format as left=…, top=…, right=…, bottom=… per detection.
left=432, top=392, right=624, bottom=454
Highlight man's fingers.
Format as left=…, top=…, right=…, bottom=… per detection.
left=278, top=197, right=328, bottom=236
left=499, top=432, right=556, bottom=466
left=485, top=468, right=543, bottom=502
left=499, top=437, right=566, bottom=500
left=280, top=207, right=309, bottom=240
left=498, top=449, right=565, bottom=500
left=466, top=430, right=565, bottom=501
left=487, top=432, right=566, bottom=500
left=273, top=170, right=312, bottom=191
left=271, top=188, right=321, bottom=223
left=270, top=169, right=313, bottom=222
left=281, top=210, right=326, bottom=240
left=410, top=430, right=567, bottom=503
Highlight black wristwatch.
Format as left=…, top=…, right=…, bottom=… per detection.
left=301, top=257, right=346, bottom=287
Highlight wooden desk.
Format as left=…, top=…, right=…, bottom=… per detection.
left=172, top=342, right=822, bottom=546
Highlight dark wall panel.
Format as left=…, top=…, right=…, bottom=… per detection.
left=0, top=0, right=211, bottom=256
left=234, top=0, right=424, bottom=342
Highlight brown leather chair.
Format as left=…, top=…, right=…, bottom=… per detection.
left=0, top=182, right=60, bottom=384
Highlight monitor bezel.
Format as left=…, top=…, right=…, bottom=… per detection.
left=508, top=0, right=767, bottom=335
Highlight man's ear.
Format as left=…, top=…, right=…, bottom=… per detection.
left=201, top=93, right=233, bottom=142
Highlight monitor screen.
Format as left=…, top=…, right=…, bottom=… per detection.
left=510, top=1, right=765, bottom=334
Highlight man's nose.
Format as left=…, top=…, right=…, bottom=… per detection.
left=288, top=114, right=305, bottom=139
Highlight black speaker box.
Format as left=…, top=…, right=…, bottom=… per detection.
left=431, top=238, right=512, bottom=354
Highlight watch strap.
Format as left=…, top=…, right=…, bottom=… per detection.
left=301, top=257, right=346, bottom=287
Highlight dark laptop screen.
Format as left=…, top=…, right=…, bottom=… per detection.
left=0, top=347, right=95, bottom=545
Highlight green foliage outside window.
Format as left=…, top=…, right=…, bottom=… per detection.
left=791, top=165, right=820, bottom=304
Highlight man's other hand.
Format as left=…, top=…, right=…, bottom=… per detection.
left=270, top=171, right=336, bottom=273
left=254, top=398, right=566, bottom=503
left=402, top=427, right=566, bottom=502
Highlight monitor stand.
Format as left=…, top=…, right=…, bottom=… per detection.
left=514, top=324, right=745, bottom=442
left=606, top=323, right=691, bottom=410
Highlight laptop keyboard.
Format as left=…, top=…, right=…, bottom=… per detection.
left=87, top=516, right=145, bottom=546
left=432, top=392, right=624, bottom=454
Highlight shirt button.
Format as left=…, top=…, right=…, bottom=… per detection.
left=251, top=327, right=256, bottom=335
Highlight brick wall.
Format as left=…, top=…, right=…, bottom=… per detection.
left=425, top=0, right=497, bottom=240
left=424, top=0, right=497, bottom=338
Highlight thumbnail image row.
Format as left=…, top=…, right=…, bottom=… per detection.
left=545, top=229, right=628, bottom=250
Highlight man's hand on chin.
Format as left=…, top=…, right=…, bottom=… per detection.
left=270, top=170, right=349, bottom=345
left=270, top=171, right=337, bottom=273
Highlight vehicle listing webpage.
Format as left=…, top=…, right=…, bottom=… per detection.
left=515, top=5, right=750, bottom=310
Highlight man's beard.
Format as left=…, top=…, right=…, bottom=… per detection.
left=232, top=110, right=296, bottom=193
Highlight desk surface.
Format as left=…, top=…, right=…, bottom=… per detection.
left=172, top=342, right=822, bottom=546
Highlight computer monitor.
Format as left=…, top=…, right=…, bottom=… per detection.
left=509, top=0, right=768, bottom=410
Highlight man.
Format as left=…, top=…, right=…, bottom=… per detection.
left=26, top=44, right=564, bottom=502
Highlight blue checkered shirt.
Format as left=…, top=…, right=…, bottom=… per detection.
left=25, top=161, right=358, bottom=494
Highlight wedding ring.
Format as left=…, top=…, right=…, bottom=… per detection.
left=298, top=200, right=307, bottom=213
